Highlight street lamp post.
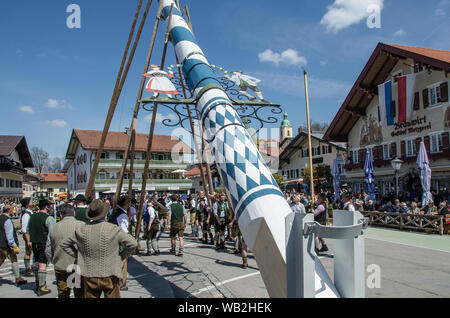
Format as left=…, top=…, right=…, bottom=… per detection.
left=391, top=157, right=403, bottom=199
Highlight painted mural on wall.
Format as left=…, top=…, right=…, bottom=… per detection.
left=360, top=114, right=383, bottom=146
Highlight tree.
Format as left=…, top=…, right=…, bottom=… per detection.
left=273, top=174, right=285, bottom=188
left=47, top=157, right=63, bottom=173
left=302, top=165, right=332, bottom=185
left=300, top=121, right=329, bottom=133
left=30, top=147, right=49, bottom=174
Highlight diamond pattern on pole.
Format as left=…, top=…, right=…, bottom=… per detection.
left=211, top=124, right=279, bottom=209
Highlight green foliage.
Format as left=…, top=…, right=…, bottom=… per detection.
left=273, top=174, right=285, bottom=187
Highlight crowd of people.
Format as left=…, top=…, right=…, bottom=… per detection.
left=0, top=190, right=249, bottom=298
left=0, top=186, right=449, bottom=298
left=283, top=187, right=450, bottom=217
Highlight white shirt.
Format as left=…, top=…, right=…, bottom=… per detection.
left=21, top=209, right=33, bottom=234
left=117, top=207, right=129, bottom=233
left=344, top=202, right=356, bottom=212
left=129, top=205, right=137, bottom=222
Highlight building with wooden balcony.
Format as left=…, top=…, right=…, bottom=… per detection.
left=64, top=129, right=194, bottom=197
left=278, top=128, right=346, bottom=192
left=324, top=43, right=450, bottom=196
left=0, top=136, right=34, bottom=202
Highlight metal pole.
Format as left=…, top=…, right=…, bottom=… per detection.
left=396, top=170, right=399, bottom=199
left=135, top=3, right=175, bottom=241
left=303, top=70, right=315, bottom=204
left=86, top=0, right=152, bottom=199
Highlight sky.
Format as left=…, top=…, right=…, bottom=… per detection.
left=1, top=0, right=449, bottom=159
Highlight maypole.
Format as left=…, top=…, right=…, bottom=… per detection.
left=158, top=0, right=337, bottom=297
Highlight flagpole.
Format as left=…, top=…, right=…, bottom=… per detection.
left=303, top=70, right=315, bottom=206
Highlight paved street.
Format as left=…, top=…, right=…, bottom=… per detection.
left=0, top=225, right=449, bottom=298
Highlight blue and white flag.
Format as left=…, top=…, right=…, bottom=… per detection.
left=378, top=80, right=394, bottom=126
left=364, top=150, right=376, bottom=200
left=331, top=158, right=341, bottom=203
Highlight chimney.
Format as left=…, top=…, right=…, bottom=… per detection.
left=298, top=127, right=303, bottom=134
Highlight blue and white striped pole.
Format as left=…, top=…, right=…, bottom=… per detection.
left=159, top=0, right=337, bottom=297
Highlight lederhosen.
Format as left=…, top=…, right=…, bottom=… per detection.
left=144, top=207, right=160, bottom=240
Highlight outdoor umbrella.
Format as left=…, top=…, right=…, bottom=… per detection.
left=331, top=158, right=341, bottom=203
left=417, top=141, right=433, bottom=207
left=364, top=150, right=376, bottom=200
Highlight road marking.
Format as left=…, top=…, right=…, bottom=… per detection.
left=366, top=237, right=450, bottom=254
left=192, top=271, right=261, bottom=296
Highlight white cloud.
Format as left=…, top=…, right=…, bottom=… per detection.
left=320, top=0, right=384, bottom=33
left=394, top=29, right=406, bottom=37
left=43, top=98, right=74, bottom=110
left=48, top=120, right=68, bottom=127
left=435, top=8, right=446, bottom=16
left=320, top=59, right=329, bottom=67
left=19, top=106, right=34, bottom=114
left=144, top=113, right=178, bottom=124
left=258, top=49, right=307, bottom=67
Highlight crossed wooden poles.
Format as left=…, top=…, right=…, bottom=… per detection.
left=84, top=0, right=216, bottom=242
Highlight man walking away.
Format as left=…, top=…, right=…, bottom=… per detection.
left=60, top=200, right=137, bottom=298
left=0, top=205, right=27, bottom=287
left=167, top=194, right=187, bottom=257
left=28, top=199, right=56, bottom=296
left=313, top=193, right=329, bottom=254
left=45, top=204, right=84, bottom=298
left=74, top=195, right=89, bottom=224
left=144, top=201, right=160, bottom=256
left=20, top=197, right=34, bottom=277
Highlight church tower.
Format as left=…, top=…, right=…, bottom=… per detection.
left=280, top=110, right=293, bottom=143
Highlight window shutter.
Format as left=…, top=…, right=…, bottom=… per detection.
left=442, top=132, right=449, bottom=153
left=317, top=146, right=321, bottom=156
left=390, top=142, right=397, bottom=158
left=359, top=149, right=365, bottom=167
left=424, top=136, right=431, bottom=153
left=392, top=100, right=396, bottom=117
left=415, top=138, right=421, bottom=155
left=440, top=82, right=449, bottom=103
left=348, top=151, right=353, bottom=165
left=413, top=92, right=420, bottom=110
left=401, top=141, right=406, bottom=159
left=423, top=89, right=429, bottom=108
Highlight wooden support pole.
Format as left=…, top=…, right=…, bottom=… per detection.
left=303, top=70, right=315, bottom=204
left=86, top=0, right=152, bottom=199
left=128, top=130, right=136, bottom=198
left=135, top=3, right=175, bottom=241
left=115, top=0, right=163, bottom=202
left=85, top=0, right=144, bottom=199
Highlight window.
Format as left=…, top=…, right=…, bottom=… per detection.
left=100, top=152, right=109, bottom=159
left=59, top=188, right=66, bottom=192
left=352, top=150, right=359, bottom=164
left=383, top=144, right=391, bottom=160
left=6, top=179, right=10, bottom=187
left=98, top=173, right=107, bottom=180
left=116, top=153, right=124, bottom=160
left=406, top=139, right=417, bottom=157
left=0, top=178, right=3, bottom=187
left=430, top=134, right=443, bottom=153
left=428, top=84, right=442, bottom=106
left=47, top=188, right=54, bottom=193
left=414, top=63, right=424, bottom=73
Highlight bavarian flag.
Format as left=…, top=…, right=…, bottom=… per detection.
left=378, top=80, right=394, bottom=126
left=397, top=74, right=417, bottom=123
